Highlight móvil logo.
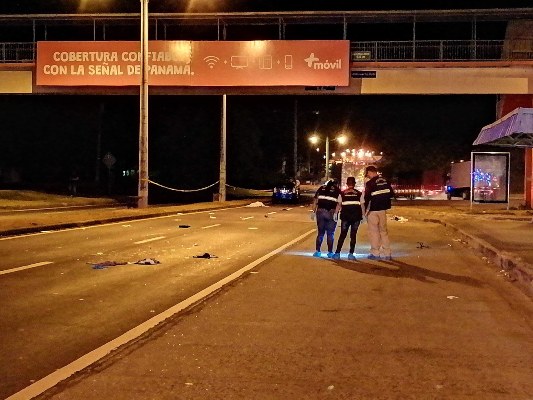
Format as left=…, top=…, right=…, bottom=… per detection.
left=304, top=52, right=343, bottom=70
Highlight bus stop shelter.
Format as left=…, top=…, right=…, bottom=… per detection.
left=473, top=107, right=533, bottom=208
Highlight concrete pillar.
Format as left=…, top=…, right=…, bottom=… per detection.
left=526, top=148, right=533, bottom=209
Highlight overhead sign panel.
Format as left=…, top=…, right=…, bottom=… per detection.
left=36, top=40, right=349, bottom=87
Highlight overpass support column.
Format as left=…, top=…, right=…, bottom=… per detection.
left=526, top=148, right=533, bottom=209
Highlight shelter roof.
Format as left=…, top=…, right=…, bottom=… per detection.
left=473, top=107, right=533, bottom=148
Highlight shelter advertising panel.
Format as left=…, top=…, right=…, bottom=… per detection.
left=471, top=152, right=510, bottom=203
left=36, top=40, right=349, bottom=87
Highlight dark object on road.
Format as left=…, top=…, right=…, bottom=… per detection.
left=272, top=180, right=300, bottom=204
left=193, top=253, right=218, bottom=259
left=88, top=260, right=127, bottom=269
left=417, top=242, right=430, bottom=249
left=178, top=224, right=191, bottom=228
left=135, top=258, right=161, bottom=265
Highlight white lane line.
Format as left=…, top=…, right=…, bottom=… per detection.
left=0, top=205, right=252, bottom=241
left=134, top=236, right=165, bottom=245
left=6, top=228, right=315, bottom=400
left=266, top=211, right=277, bottom=215
left=241, top=216, right=254, bottom=220
left=0, top=261, right=53, bottom=276
left=201, top=224, right=221, bottom=229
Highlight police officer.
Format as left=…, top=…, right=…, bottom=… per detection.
left=311, top=179, right=341, bottom=258
left=333, top=176, right=363, bottom=260
left=363, top=165, right=395, bottom=260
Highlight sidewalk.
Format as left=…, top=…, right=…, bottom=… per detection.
left=392, top=203, right=533, bottom=297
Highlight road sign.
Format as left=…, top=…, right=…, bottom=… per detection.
left=351, top=70, right=377, bottom=78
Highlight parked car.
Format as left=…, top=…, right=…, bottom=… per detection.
left=272, top=180, right=300, bottom=204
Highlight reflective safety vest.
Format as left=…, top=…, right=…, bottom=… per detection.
left=364, top=176, right=394, bottom=211
left=315, top=186, right=341, bottom=211
left=340, top=188, right=363, bottom=221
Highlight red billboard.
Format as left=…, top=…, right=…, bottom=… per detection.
left=36, top=40, right=349, bottom=87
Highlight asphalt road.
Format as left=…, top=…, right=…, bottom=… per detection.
left=0, top=203, right=313, bottom=399
left=2, top=203, right=532, bottom=399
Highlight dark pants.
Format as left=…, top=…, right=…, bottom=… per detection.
left=335, top=219, right=361, bottom=254
left=316, top=208, right=337, bottom=253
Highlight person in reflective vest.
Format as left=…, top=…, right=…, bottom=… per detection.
left=333, top=176, right=363, bottom=260
left=311, top=179, right=341, bottom=258
left=363, top=165, right=395, bottom=260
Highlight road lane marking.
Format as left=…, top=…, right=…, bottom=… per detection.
left=201, top=224, right=221, bottom=229
left=134, top=236, right=165, bottom=244
left=241, top=216, right=254, bottom=220
left=0, top=205, right=253, bottom=241
left=266, top=211, right=277, bottom=215
left=6, top=228, right=315, bottom=400
left=0, top=261, right=53, bottom=276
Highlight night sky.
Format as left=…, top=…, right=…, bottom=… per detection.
left=0, top=1, right=529, bottom=198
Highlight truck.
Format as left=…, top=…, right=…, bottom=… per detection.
left=446, top=160, right=471, bottom=200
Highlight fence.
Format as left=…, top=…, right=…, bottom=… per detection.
left=1, top=39, right=532, bottom=63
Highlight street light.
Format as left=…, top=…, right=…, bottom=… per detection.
left=294, top=100, right=319, bottom=178
left=138, top=0, right=149, bottom=208
left=309, top=133, right=348, bottom=181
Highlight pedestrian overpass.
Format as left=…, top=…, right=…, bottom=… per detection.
left=0, top=9, right=532, bottom=206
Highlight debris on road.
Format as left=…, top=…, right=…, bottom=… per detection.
left=246, top=201, right=267, bottom=207
left=417, top=242, right=430, bottom=249
left=193, top=253, right=218, bottom=259
left=178, top=224, right=191, bottom=228
left=446, top=295, right=459, bottom=299
left=391, top=215, right=409, bottom=222
left=88, top=260, right=127, bottom=270
left=135, top=258, right=161, bottom=265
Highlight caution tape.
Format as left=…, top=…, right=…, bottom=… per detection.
left=147, top=180, right=271, bottom=195
left=147, top=179, right=220, bottom=193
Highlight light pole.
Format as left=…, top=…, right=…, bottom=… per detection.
left=309, top=134, right=347, bottom=181
left=294, top=101, right=319, bottom=178
left=138, top=0, right=149, bottom=208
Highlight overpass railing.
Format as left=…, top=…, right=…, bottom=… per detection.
left=1, top=39, right=532, bottom=64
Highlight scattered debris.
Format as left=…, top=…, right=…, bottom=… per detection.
left=178, top=224, right=191, bottom=228
left=391, top=215, right=409, bottom=223
left=417, top=242, right=430, bottom=249
left=246, top=201, right=267, bottom=207
left=88, top=260, right=127, bottom=270
left=135, top=258, right=161, bottom=265
left=193, top=253, right=218, bottom=259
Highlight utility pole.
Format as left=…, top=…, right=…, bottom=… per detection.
left=137, top=0, right=149, bottom=208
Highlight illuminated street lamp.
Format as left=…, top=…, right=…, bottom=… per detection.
left=309, top=133, right=348, bottom=181
left=138, top=0, right=149, bottom=208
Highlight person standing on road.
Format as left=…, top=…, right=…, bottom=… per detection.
left=311, top=179, right=341, bottom=258
left=363, top=166, right=394, bottom=260
left=333, top=176, right=363, bottom=260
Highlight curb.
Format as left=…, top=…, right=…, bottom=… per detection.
left=425, top=218, right=533, bottom=298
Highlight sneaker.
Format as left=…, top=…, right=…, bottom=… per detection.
left=327, top=252, right=334, bottom=258
left=347, top=253, right=356, bottom=261
left=367, top=254, right=379, bottom=260
left=313, top=251, right=322, bottom=258
left=332, top=252, right=341, bottom=260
